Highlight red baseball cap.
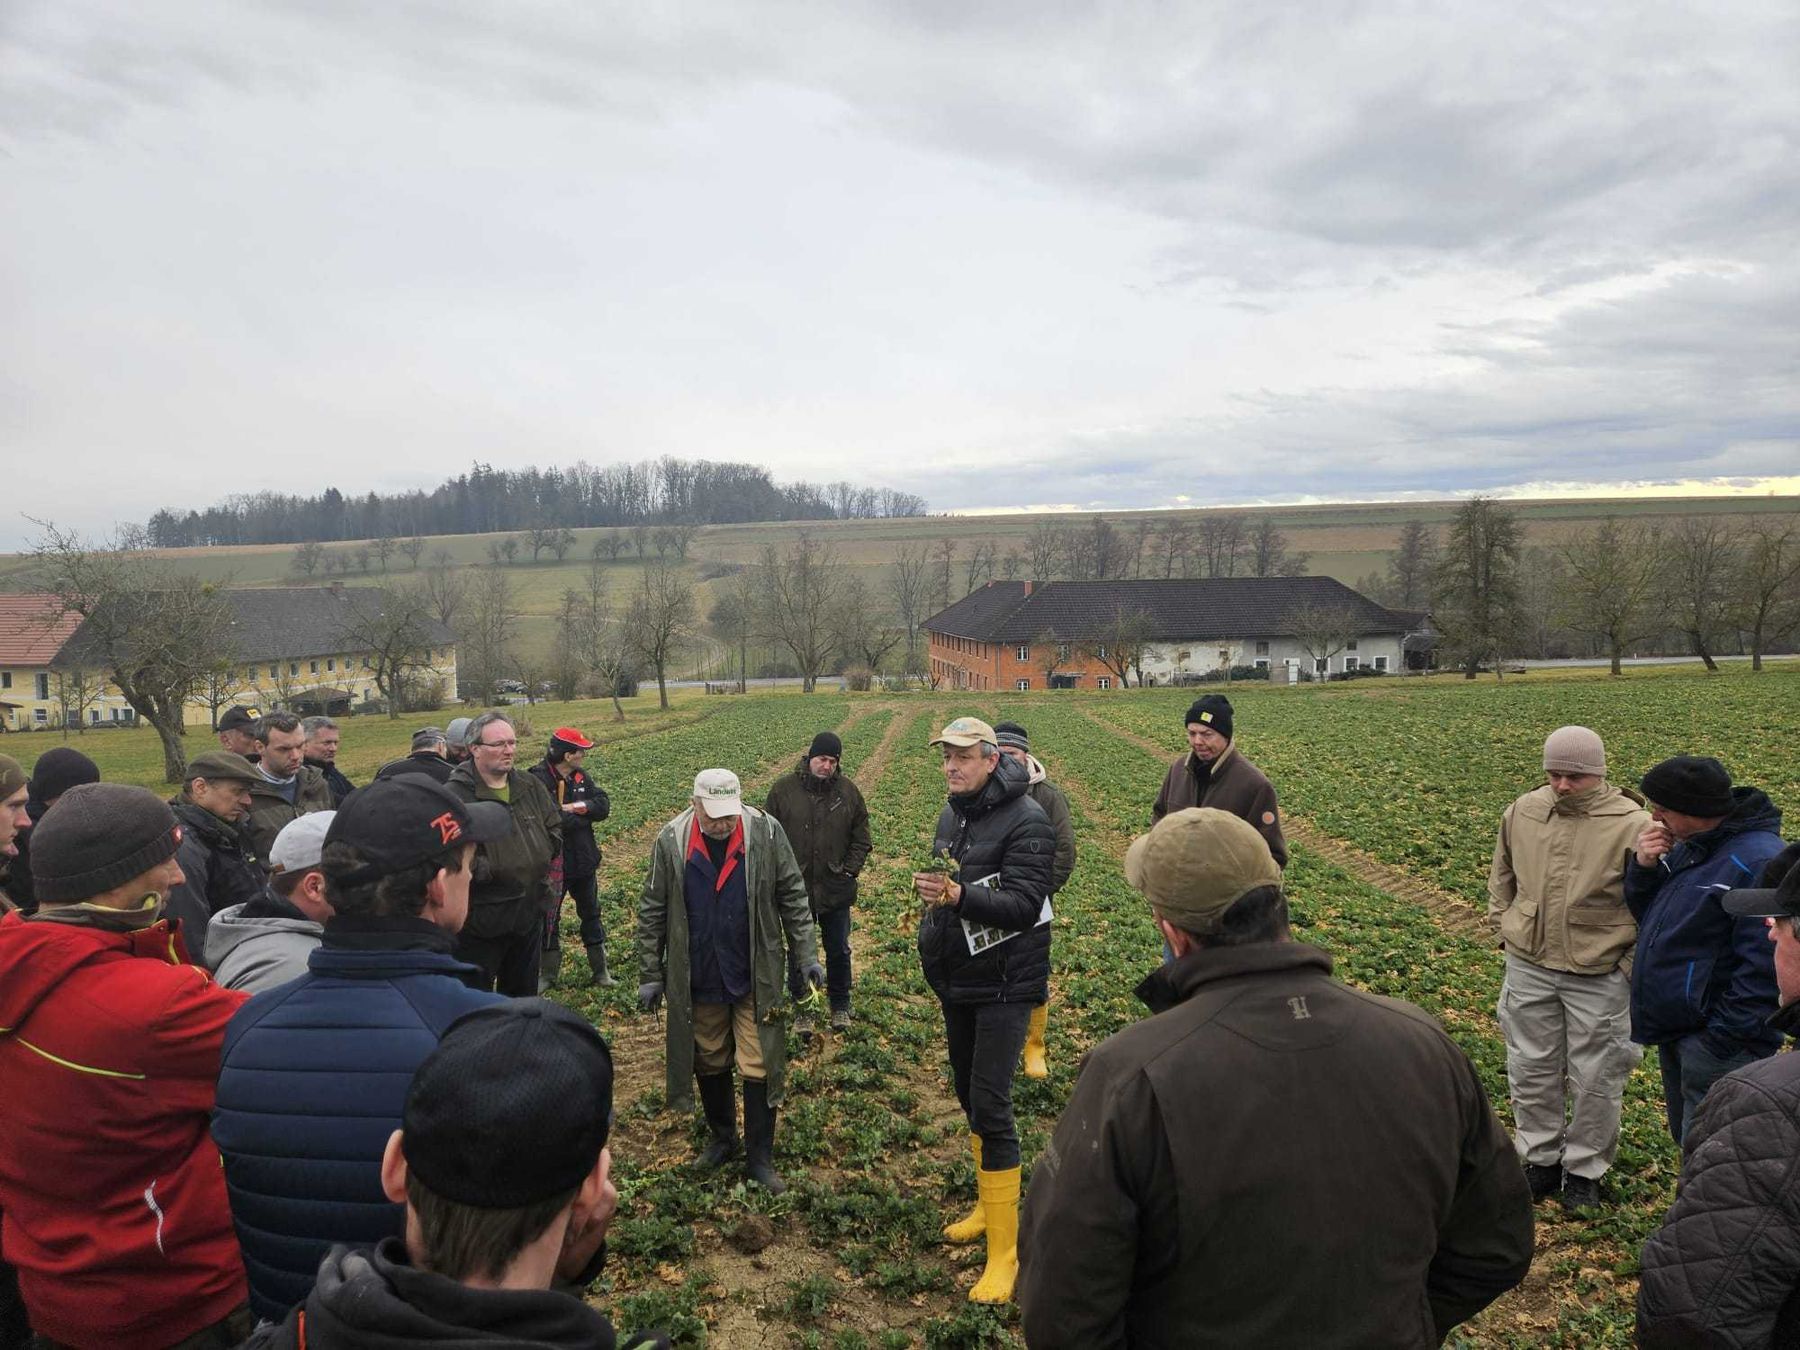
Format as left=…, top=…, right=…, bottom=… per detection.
left=550, top=727, right=594, bottom=749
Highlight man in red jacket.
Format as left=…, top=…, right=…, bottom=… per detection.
left=0, top=784, right=251, bottom=1350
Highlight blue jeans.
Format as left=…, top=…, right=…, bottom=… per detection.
left=789, top=906, right=853, bottom=1012
left=1656, top=1033, right=1772, bottom=1145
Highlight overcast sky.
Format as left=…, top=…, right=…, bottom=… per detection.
left=3, top=1, right=1796, bottom=547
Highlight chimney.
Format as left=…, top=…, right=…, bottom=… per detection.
left=1022, top=580, right=1033, bottom=597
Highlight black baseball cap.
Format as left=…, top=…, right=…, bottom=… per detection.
left=322, top=776, right=511, bottom=884
left=218, top=705, right=262, bottom=735
left=1723, top=842, right=1800, bottom=919
left=403, top=999, right=614, bottom=1208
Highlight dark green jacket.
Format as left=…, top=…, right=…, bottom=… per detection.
left=447, top=762, right=563, bottom=940
left=762, top=761, right=872, bottom=915
left=636, top=805, right=816, bottom=1111
left=245, top=766, right=335, bottom=863
left=1021, top=755, right=1076, bottom=893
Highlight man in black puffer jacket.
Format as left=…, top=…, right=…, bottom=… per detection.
left=913, top=715, right=1054, bottom=1307
left=1639, top=842, right=1800, bottom=1349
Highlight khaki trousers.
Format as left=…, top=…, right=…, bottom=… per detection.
left=1497, top=953, right=1641, bottom=1179
left=693, top=997, right=765, bottom=1080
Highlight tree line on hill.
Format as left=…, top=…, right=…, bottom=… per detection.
left=141, top=457, right=928, bottom=548
left=1360, top=500, right=1800, bottom=676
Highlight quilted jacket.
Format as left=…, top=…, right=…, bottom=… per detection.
left=1638, top=999, right=1800, bottom=1348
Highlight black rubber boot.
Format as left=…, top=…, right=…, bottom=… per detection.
left=695, top=1072, right=740, bottom=1168
left=585, top=942, right=616, bottom=987
left=742, top=1077, right=787, bottom=1194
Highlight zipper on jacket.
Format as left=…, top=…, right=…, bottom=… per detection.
left=1684, top=960, right=1694, bottom=1005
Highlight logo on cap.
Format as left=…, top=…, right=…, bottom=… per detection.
left=1199, top=711, right=1213, bottom=723
left=431, top=812, right=463, bottom=845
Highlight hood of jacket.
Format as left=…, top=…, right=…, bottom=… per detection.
left=794, top=757, right=841, bottom=792
left=1695, top=786, right=1783, bottom=843
left=949, top=748, right=1029, bottom=819
left=172, top=797, right=255, bottom=851
left=205, top=900, right=323, bottom=970
left=0, top=912, right=184, bottom=1031
left=297, top=1238, right=619, bottom=1349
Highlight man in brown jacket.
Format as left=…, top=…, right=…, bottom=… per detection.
left=244, top=711, right=335, bottom=862
left=1149, top=695, right=1286, bottom=867
left=1489, top=726, right=1649, bottom=1212
left=1017, top=807, right=1532, bottom=1347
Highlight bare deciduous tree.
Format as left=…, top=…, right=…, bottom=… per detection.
left=459, top=569, right=519, bottom=701
left=625, top=562, right=695, bottom=710
left=963, top=540, right=997, bottom=595
left=33, top=522, right=235, bottom=781
left=1286, top=600, right=1364, bottom=677
left=1557, top=518, right=1663, bottom=675
left=887, top=543, right=931, bottom=674
left=1248, top=516, right=1307, bottom=578
left=1663, top=517, right=1737, bottom=671
left=1386, top=521, right=1437, bottom=608
left=1078, top=607, right=1154, bottom=688
left=292, top=540, right=325, bottom=578
left=1431, top=497, right=1524, bottom=679
left=1025, top=519, right=1062, bottom=582
left=1731, top=511, right=1800, bottom=671
left=833, top=574, right=903, bottom=673
left=399, top=536, right=428, bottom=569
left=755, top=534, right=842, bottom=693
left=334, top=585, right=441, bottom=718
left=567, top=560, right=634, bottom=720
left=422, top=558, right=468, bottom=630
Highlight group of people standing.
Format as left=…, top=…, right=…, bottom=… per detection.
left=0, top=687, right=1796, bottom=1346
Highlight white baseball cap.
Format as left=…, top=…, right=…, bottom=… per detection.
left=270, top=810, right=336, bottom=874
left=692, top=769, right=743, bottom=818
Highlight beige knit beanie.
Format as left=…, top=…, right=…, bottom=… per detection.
left=1543, top=726, right=1606, bottom=776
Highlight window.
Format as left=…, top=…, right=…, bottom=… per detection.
left=34, top=708, right=47, bottom=725
left=1254, top=658, right=1270, bottom=670
left=1315, top=658, right=1328, bottom=675
left=35, top=674, right=50, bottom=700
left=1255, top=640, right=1270, bottom=656
left=1344, top=657, right=1359, bottom=671
left=0, top=672, right=10, bottom=689
left=89, top=708, right=101, bottom=724
left=309, top=660, right=319, bottom=674
left=1016, top=645, right=1030, bottom=661
left=1097, top=676, right=1112, bottom=690
left=269, top=665, right=278, bottom=678
left=1374, top=656, right=1389, bottom=672
left=289, top=662, right=299, bottom=676
left=1016, top=679, right=1030, bottom=691
left=1346, top=639, right=1358, bottom=652
left=326, top=658, right=335, bottom=672
left=1056, top=643, right=1070, bottom=660
left=1095, top=644, right=1108, bottom=658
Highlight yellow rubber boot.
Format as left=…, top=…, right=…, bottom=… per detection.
left=968, top=1165, right=1021, bottom=1304
left=942, top=1135, right=985, bottom=1243
left=1022, top=1003, right=1049, bottom=1079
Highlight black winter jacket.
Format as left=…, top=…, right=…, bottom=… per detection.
left=918, top=753, right=1054, bottom=1006
left=1638, top=995, right=1800, bottom=1349
left=166, top=800, right=271, bottom=964
left=764, top=761, right=872, bottom=914
left=526, top=758, right=610, bottom=878
left=305, top=757, right=356, bottom=806
left=244, top=1238, right=670, bottom=1349
left=374, top=752, right=455, bottom=785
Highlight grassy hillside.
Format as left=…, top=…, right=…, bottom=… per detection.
left=2, top=494, right=1793, bottom=669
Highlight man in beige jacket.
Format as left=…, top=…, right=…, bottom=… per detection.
left=1489, top=725, right=1649, bottom=1213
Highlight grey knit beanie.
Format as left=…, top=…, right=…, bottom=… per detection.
left=993, top=721, right=1030, bottom=753
left=31, top=783, right=182, bottom=905
left=1543, top=726, right=1606, bottom=777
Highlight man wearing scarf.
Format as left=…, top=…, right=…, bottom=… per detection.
left=1488, top=726, right=1649, bottom=1213
left=636, top=769, right=820, bottom=1194
left=0, top=784, right=252, bottom=1349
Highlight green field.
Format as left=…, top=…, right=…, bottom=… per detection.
left=3, top=665, right=1794, bottom=1345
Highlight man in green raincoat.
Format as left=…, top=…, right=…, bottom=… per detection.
left=636, top=768, right=822, bottom=1193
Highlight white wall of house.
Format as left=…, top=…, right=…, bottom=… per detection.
left=1137, top=633, right=1407, bottom=683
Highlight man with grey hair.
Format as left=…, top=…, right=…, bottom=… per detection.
left=302, top=715, right=355, bottom=805
left=374, top=726, right=455, bottom=784
left=637, top=768, right=820, bottom=1193
left=444, top=716, right=474, bottom=767
left=1017, top=807, right=1533, bottom=1346
left=448, top=711, right=562, bottom=995
left=1488, top=726, right=1649, bottom=1212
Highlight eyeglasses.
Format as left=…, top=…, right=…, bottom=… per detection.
left=478, top=739, right=517, bottom=749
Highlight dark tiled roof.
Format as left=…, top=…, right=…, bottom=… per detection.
left=925, top=578, right=1419, bottom=642
left=58, top=587, right=455, bottom=666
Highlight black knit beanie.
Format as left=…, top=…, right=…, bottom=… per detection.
left=29, top=747, right=100, bottom=806
left=808, top=731, right=842, bottom=760
left=1184, top=695, right=1234, bottom=741
left=1640, top=755, right=1735, bottom=818
left=31, top=783, right=182, bottom=905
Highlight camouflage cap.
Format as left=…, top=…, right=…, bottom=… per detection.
left=1124, top=807, right=1283, bottom=931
